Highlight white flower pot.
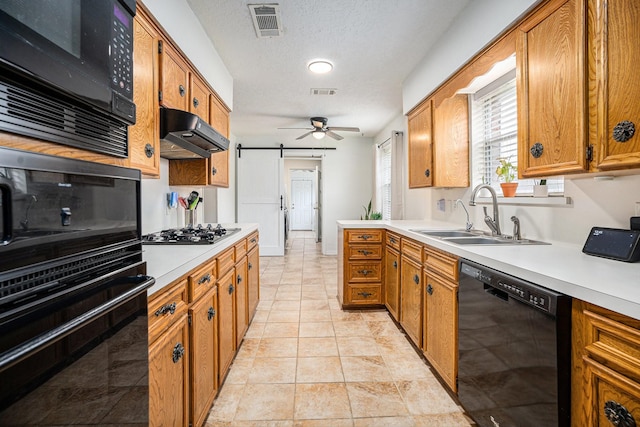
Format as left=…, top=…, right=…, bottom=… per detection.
left=533, top=185, right=548, bottom=198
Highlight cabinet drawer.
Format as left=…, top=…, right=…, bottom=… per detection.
left=148, top=279, right=188, bottom=343
left=401, top=239, right=423, bottom=263
left=386, top=232, right=401, bottom=250
left=346, top=229, right=383, bottom=243
left=217, top=247, right=235, bottom=276
left=347, top=261, right=383, bottom=282
left=235, top=239, right=247, bottom=260
left=348, top=244, right=383, bottom=260
left=347, top=284, right=382, bottom=305
left=247, top=231, right=259, bottom=250
left=424, top=246, right=458, bottom=282
left=187, top=259, right=216, bottom=302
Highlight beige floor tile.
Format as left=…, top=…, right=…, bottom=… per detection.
left=236, top=338, right=261, bottom=360
left=294, top=383, right=352, bottom=420
left=353, top=417, right=416, bottom=427
left=235, top=384, right=295, bottom=421
left=300, top=300, right=329, bottom=311
left=359, top=311, right=392, bottom=321
left=294, top=419, right=353, bottom=427
left=299, top=322, right=335, bottom=338
left=267, top=310, right=300, bottom=323
left=333, top=321, right=371, bottom=337
left=271, top=300, right=302, bottom=310
left=366, top=320, right=404, bottom=337
left=396, top=380, right=462, bottom=415
left=413, top=413, right=473, bottom=426
left=224, top=358, right=254, bottom=384
left=301, top=290, right=328, bottom=300
left=256, top=338, right=298, bottom=358
left=375, top=335, right=418, bottom=357
left=336, top=336, right=380, bottom=356
left=346, top=382, right=408, bottom=418
left=382, top=354, right=432, bottom=381
left=330, top=310, right=363, bottom=321
left=298, top=337, right=339, bottom=357
left=263, top=322, right=300, bottom=338
left=248, top=357, right=297, bottom=383
left=207, top=384, right=245, bottom=422
left=245, top=322, right=266, bottom=338
left=296, top=356, right=344, bottom=383
left=253, top=310, right=271, bottom=323
left=299, top=310, right=332, bottom=322
left=341, top=356, right=392, bottom=382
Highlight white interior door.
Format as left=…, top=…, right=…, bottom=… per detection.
left=314, top=166, right=322, bottom=243
left=290, top=178, right=313, bottom=230
left=237, top=149, right=284, bottom=256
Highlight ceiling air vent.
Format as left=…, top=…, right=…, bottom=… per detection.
left=248, top=4, right=283, bottom=38
left=311, top=88, right=337, bottom=96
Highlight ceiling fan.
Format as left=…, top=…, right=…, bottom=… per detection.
left=279, top=117, right=360, bottom=140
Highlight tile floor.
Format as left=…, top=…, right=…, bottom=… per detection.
left=205, top=231, right=472, bottom=427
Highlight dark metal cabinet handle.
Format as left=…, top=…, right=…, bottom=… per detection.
left=604, top=400, right=636, bottom=427
left=413, top=274, right=420, bottom=285
left=530, top=142, right=544, bottom=158
left=211, top=166, right=217, bottom=176
left=251, top=238, right=257, bottom=243
left=358, top=249, right=372, bottom=256
left=228, top=284, right=235, bottom=294
left=357, top=269, right=373, bottom=276
left=144, top=143, right=154, bottom=158
left=613, top=120, right=635, bottom=143
left=178, top=85, right=185, bottom=97
left=155, top=302, right=176, bottom=317
left=358, top=291, right=372, bottom=298
left=359, top=234, right=372, bottom=240
left=237, top=274, right=242, bottom=284
left=393, top=260, right=397, bottom=269
left=207, top=307, right=216, bottom=321
left=389, top=237, right=397, bottom=244
left=248, top=262, right=253, bottom=270
left=198, top=273, right=212, bottom=285
left=193, top=97, right=199, bottom=108
left=172, top=343, right=185, bottom=363
left=424, top=169, right=430, bottom=177
left=427, top=284, right=433, bottom=295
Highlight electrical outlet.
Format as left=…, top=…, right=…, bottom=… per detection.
left=437, top=198, right=446, bottom=212
left=452, top=199, right=458, bottom=212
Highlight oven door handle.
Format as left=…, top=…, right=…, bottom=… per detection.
left=0, top=180, right=12, bottom=244
left=0, top=275, right=155, bottom=373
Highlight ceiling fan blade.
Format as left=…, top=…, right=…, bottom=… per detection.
left=278, top=127, right=314, bottom=130
left=325, top=130, right=344, bottom=140
left=296, top=131, right=314, bottom=140
left=327, top=126, right=360, bottom=132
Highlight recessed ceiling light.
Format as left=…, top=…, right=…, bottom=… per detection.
left=308, top=60, right=333, bottom=74
left=312, top=130, right=325, bottom=139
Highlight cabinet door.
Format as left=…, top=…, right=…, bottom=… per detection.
left=189, top=74, right=210, bottom=122
left=149, top=314, right=189, bottom=427
left=384, top=246, right=400, bottom=321
left=217, top=268, right=236, bottom=382
left=407, top=99, right=433, bottom=188
left=591, top=0, right=640, bottom=170
left=423, top=272, right=458, bottom=392
left=517, top=0, right=587, bottom=177
left=400, top=255, right=423, bottom=347
left=129, top=13, right=160, bottom=177
left=189, top=287, right=218, bottom=427
left=209, top=94, right=230, bottom=187
left=433, top=94, right=469, bottom=187
left=160, top=41, right=189, bottom=110
left=247, top=245, right=260, bottom=321
left=235, top=256, right=249, bottom=345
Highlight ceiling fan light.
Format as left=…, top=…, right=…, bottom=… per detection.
left=308, top=60, right=333, bottom=74
left=312, top=130, right=325, bottom=139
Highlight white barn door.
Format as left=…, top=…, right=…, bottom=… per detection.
left=237, top=149, right=284, bottom=256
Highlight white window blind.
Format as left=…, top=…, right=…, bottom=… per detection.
left=379, top=141, right=392, bottom=220
left=471, top=71, right=563, bottom=195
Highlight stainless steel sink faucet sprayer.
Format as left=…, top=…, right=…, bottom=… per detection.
left=469, top=184, right=501, bottom=236
left=455, top=199, right=473, bottom=232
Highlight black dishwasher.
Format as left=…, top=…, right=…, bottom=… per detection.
left=458, top=259, right=571, bottom=427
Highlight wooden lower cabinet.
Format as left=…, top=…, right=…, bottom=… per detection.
left=384, top=246, right=400, bottom=321
left=572, top=300, right=640, bottom=426
left=247, top=245, right=260, bottom=320
left=217, top=267, right=236, bottom=383
left=235, top=256, right=249, bottom=345
left=400, top=253, right=423, bottom=348
left=189, top=286, right=218, bottom=427
left=339, top=229, right=384, bottom=308
left=149, top=314, right=189, bottom=427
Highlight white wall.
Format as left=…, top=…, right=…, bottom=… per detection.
left=142, top=0, right=233, bottom=107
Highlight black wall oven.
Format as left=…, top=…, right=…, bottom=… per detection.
left=0, top=147, right=153, bottom=425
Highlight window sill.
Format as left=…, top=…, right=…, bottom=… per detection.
left=473, top=195, right=572, bottom=207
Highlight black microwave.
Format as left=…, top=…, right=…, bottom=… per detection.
left=0, top=0, right=136, bottom=157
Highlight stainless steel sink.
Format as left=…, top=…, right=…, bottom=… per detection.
left=413, top=230, right=479, bottom=238
left=411, top=229, right=549, bottom=245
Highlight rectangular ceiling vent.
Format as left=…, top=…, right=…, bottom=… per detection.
left=311, top=88, right=337, bottom=96
left=248, top=4, right=283, bottom=38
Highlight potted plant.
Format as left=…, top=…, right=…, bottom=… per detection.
left=361, top=199, right=382, bottom=220
left=496, top=157, right=518, bottom=197
left=533, top=179, right=548, bottom=197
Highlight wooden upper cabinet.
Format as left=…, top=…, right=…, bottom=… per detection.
left=129, top=11, right=160, bottom=177
left=433, top=94, right=469, bottom=187
left=407, top=99, right=433, bottom=188
left=189, top=74, right=210, bottom=122
left=590, top=0, right=640, bottom=170
left=517, top=0, right=587, bottom=177
left=209, top=93, right=230, bottom=187
left=159, top=41, right=189, bottom=110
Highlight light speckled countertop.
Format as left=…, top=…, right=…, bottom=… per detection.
left=142, top=223, right=259, bottom=296
left=338, top=220, right=640, bottom=320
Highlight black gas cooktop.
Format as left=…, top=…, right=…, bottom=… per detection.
left=142, top=224, right=240, bottom=245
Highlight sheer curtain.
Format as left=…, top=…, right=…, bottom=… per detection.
left=374, top=131, right=404, bottom=220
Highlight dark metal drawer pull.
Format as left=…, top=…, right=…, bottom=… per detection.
left=207, top=307, right=216, bottom=321
left=358, top=249, right=372, bottom=256
left=228, top=284, right=235, bottom=294
left=413, top=274, right=420, bottom=285
left=172, top=343, right=185, bottom=363
left=604, top=400, right=636, bottom=427
left=155, top=302, right=177, bottom=317
left=393, top=260, right=397, bottom=269
left=427, top=284, right=433, bottom=295
left=248, top=262, right=253, bottom=270
left=237, top=274, right=242, bottom=284
left=359, top=234, right=372, bottom=240
left=178, top=85, right=185, bottom=97
left=198, top=273, right=212, bottom=285
left=389, top=237, right=397, bottom=244
left=358, top=291, right=372, bottom=298
left=357, top=269, right=373, bottom=276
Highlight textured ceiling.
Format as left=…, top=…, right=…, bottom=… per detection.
left=186, top=0, right=471, bottom=142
